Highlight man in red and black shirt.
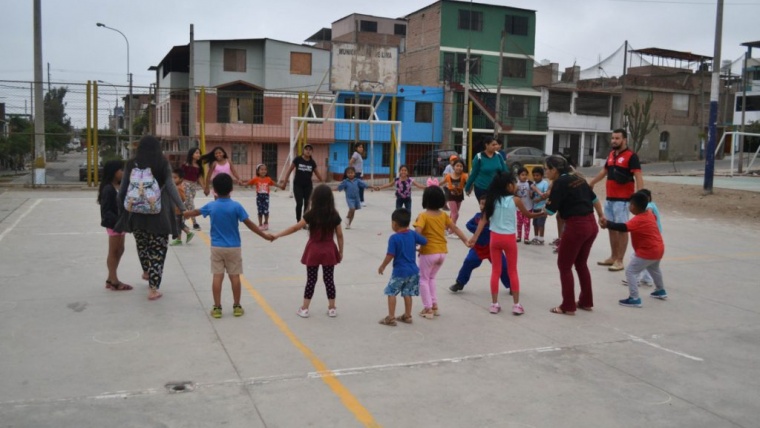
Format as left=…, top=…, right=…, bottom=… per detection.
left=589, top=129, right=644, bottom=271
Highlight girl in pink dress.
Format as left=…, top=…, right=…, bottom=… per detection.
left=201, top=146, right=243, bottom=198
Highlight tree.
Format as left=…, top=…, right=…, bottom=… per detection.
left=0, top=116, right=33, bottom=170
left=624, top=95, right=658, bottom=153
left=43, top=87, right=72, bottom=154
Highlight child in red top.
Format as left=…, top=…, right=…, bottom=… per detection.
left=247, top=164, right=285, bottom=230
left=601, top=191, right=667, bottom=307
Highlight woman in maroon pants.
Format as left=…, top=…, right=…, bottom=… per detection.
left=544, top=155, right=605, bottom=315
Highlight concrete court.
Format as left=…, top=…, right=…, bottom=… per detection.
left=0, top=185, right=758, bottom=428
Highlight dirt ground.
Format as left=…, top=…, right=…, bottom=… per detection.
left=597, top=181, right=760, bottom=226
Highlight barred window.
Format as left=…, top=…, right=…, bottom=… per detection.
left=502, top=58, right=527, bottom=78
left=415, top=102, right=433, bottom=123
left=231, top=143, right=248, bottom=165
left=575, top=93, right=609, bottom=116
left=505, top=15, right=528, bottom=36
left=548, top=91, right=572, bottom=112
left=217, top=89, right=264, bottom=124
left=458, top=10, right=483, bottom=31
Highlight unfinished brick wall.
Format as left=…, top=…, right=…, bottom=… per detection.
left=399, top=3, right=442, bottom=87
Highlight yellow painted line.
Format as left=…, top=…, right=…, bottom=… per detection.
left=194, top=230, right=381, bottom=427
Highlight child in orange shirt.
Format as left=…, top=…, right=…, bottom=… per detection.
left=247, top=164, right=285, bottom=230
left=601, top=191, right=667, bottom=308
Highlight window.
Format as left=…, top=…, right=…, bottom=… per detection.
left=290, top=52, right=312, bottom=75
left=458, top=10, right=483, bottom=31
left=505, top=15, right=528, bottom=36
left=415, top=102, right=433, bottom=123
left=180, top=102, right=189, bottom=136
left=672, top=93, right=689, bottom=116
left=217, top=88, right=264, bottom=124
left=394, top=24, right=406, bottom=36
left=360, top=20, right=377, bottom=33
left=576, top=93, right=609, bottom=116
left=343, top=97, right=372, bottom=120
left=381, top=143, right=390, bottom=167
left=502, top=58, right=527, bottom=78
left=444, top=53, right=481, bottom=76
left=736, top=95, right=760, bottom=111
left=507, top=96, right=528, bottom=118
left=262, top=143, right=277, bottom=178
left=548, top=91, right=572, bottom=112
left=231, top=143, right=248, bottom=165
left=223, top=49, right=246, bottom=72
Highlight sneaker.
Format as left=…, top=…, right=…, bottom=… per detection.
left=233, top=304, right=245, bottom=317
left=327, top=308, right=337, bottom=317
left=550, top=238, right=561, bottom=247
left=619, top=297, right=642, bottom=308
left=512, top=303, right=525, bottom=315
left=210, top=306, right=222, bottom=318
left=185, top=232, right=195, bottom=244
left=608, top=261, right=625, bottom=271
left=296, top=307, right=310, bottom=318
left=170, top=238, right=183, bottom=246
left=489, top=302, right=502, bottom=314
left=650, top=289, right=668, bottom=300
left=345, top=223, right=351, bottom=230
left=523, top=239, right=532, bottom=245
left=260, top=224, right=269, bottom=231
left=193, top=223, right=201, bottom=231
left=449, top=282, right=464, bottom=293
left=516, top=238, right=522, bottom=243
left=531, top=238, right=543, bottom=245
left=361, top=202, right=367, bottom=207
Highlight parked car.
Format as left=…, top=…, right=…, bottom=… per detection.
left=503, top=146, right=548, bottom=173
left=413, top=149, right=465, bottom=176
left=79, top=163, right=104, bottom=182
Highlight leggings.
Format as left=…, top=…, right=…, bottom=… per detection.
left=490, top=231, right=519, bottom=295
left=419, top=253, right=446, bottom=309
left=183, top=181, right=201, bottom=225
left=447, top=199, right=462, bottom=225
left=304, top=265, right=336, bottom=300
left=396, top=196, right=411, bottom=212
left=516, top=211, right=531, bottom=240
left=293, top=183, right=313, bottom=222
left=133, top=230, right=169, bottom=290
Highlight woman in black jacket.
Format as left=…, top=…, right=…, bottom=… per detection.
left=115, top=136, right=185, bottom=300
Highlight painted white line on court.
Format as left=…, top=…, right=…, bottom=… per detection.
left=32, top=232, right=101, bottom=236
left=617, top=329, right=703, bottom=362
left=0, top=199, right=41, bottom=243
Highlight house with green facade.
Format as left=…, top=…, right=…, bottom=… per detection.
left=400, top=0, right=547, bottom=153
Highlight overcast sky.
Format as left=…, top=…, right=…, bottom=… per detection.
left=1, top=0, right=757, bottom=88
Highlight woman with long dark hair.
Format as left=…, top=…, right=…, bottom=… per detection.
left=464, top=137, right=507, bottom=200
left=115, top=136, right=185, bottom=300
left=543, top=155, right=605, bottom=315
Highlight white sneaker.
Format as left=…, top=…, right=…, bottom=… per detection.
left=296, top=307, right=310, bottom=318
left=489, top=302, right=501, bottom=314
left=361, top=202, right=367, bottom=207
left=327, top=308, right=337, bottom=317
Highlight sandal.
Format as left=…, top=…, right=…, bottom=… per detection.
left=419, top=309, right=434, bottom=319
left=378, top=316, right=397, bottom=326
left=431, top=306, right=440, bottom=316
left=397, top=314, right=413, bottom=324
left=577, top=302, right=593, bottom=311
left=550, top=306, right=575, bottom=316
left=105, top=280, right=133, bottom=291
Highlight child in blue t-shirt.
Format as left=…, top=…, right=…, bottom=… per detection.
left=377, top=208, right=427, bottom=326
left=336, top=166, right=369, bottom=230
left=529, top=166, right=550, bottom=245
left=185, top=174, right=274, bottom=319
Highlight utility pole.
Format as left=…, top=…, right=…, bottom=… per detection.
left=493, top=31, right=505, bottom=137
left=33, top=0, right=46, bottom=185
left=461, top=46, right=470, bottom=159
left=703, top=0, right=723, bottom=194
left=188, top=24, right=196, bottom=147
left=47, top=62, right=51, bottom=92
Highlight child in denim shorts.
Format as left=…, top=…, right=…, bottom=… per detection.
left=377, top=209, right=427, bottom=326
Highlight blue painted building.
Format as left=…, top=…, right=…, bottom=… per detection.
left=329, top=85, right=444, bottom=178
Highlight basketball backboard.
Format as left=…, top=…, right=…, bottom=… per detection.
left=330, top=42, right=398, bottom=94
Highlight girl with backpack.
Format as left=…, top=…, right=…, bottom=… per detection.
left=115, top=136, right=186, bottom=301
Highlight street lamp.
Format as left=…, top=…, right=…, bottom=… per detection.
left=96, top=22, right=132, bottom=157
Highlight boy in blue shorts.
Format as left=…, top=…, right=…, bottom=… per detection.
left=377, top=209, right=427, bottom=326
left=530, top=166, right=550, bottom=245
left=184, top=174, right=274, bottom=318
left=449, top=196, right=510, bottom=293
